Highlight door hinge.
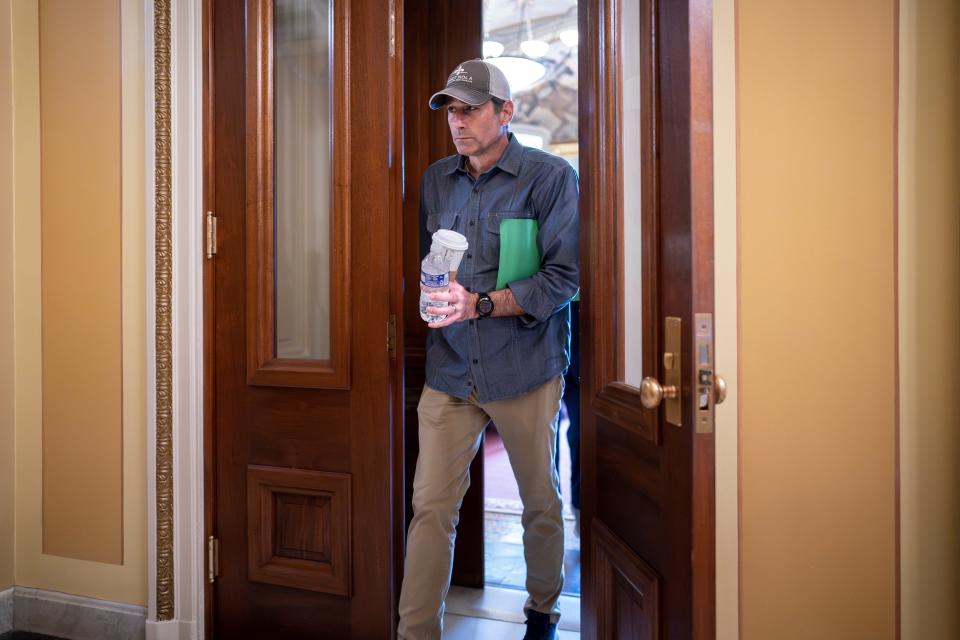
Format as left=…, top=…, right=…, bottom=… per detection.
left=207, top=536, right=220, bottom=583
left=206, top=211, right=218, bottom=259
left=387, top=314, right=397, bottom=358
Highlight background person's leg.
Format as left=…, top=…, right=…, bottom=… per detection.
left=483, top=377, right=565, bottom=624
left=398, top=387, right=490, bottom=640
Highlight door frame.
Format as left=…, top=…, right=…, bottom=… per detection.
left=148, top=0, right=734, bottom=637
left=145, top=0, right=208, bottom=637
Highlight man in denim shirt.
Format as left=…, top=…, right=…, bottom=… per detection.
left=398, top=59, right=579, bottom=640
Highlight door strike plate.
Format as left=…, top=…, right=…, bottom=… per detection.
left=695, top=313, right=715, bottom=434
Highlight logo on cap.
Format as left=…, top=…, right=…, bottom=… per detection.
left=450, top=65, right=473, bottom=84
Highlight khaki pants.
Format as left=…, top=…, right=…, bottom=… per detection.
left=397, top=378, right=566, bottom=640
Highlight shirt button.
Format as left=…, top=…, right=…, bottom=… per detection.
left=472, top=359, right=479, bottom=364
left=466, top=253, right=472, bottom=259
left=469, top=221, right=475, bottom=226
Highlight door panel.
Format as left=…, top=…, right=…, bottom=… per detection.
left=580, top=0, right=716, bottom=637
left=206, top=0, right=401, bottom=637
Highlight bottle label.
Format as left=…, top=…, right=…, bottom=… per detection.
left=421, top=271, right=448, bottom=288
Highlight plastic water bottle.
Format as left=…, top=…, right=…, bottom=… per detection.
left=419, top=251, right=450, bottom=323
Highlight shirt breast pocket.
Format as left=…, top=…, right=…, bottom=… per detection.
left=426, top=211, right=461, bottom=234
left=484, top=211, right=536, bottom=258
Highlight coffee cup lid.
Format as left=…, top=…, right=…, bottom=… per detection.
left=433, top=229, right=469, bottom=251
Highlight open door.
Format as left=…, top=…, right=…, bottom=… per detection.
left=204, top=0, right=403, bottom=637
left=580, top=0, right=718, bottom=638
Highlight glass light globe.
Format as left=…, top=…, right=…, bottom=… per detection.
left=519, top=39, right=550, bottom=59
left=485, top=56, right=546, bottom=92
left=559, top=29, right=579, bottom=48
left=482, top=40, right=504, bottom=58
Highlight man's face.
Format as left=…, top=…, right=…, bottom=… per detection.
left=445, top=98, right=513, bottom=158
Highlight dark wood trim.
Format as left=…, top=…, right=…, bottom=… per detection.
left=577, top=0, right=619, bottom=638
left=639, top=0, right=662, bottom=399
left=202, top=0, right=216, bottom=635
left=401, top=0, right=483, bottom=590
left=689, top=0, right=716, bottom=637
left=244, top=0, right=351, bottom=390
left=389, top=0, right=407, bottom=617
left=579, top=0, right=662, bottom=630
left=345, top=2, right=400, bottom=635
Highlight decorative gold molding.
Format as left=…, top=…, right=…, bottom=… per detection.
left=153, top=0, right=175, bottom=622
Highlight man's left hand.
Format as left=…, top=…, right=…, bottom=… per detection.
left=425, top=280, right=478, bottom=328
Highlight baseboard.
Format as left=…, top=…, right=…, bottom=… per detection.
left=11, top=586, right=146, bottom=640
left=146, top=618, right=197, bottom=640
left=0, top=587, right=12, bottom=633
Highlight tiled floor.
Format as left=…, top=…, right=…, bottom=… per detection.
left=442, top=613, right=581, bottom=639
left=484, top=510, right=581, bottom=595
left=445, top=585, right=581, bottom=639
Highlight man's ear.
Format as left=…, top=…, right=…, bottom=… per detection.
left=501, top=100, right=515, bottom=126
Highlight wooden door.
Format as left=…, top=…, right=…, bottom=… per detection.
left=579, top=0, right=717, bottom=638
left=204, top=0, right=403, bottom=637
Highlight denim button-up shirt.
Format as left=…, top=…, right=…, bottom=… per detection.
left=420, top=134, right=580, bottom=403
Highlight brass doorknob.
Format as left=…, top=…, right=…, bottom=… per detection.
left=713, top=374, right=727, bottom=405
left=640, top=377, right=678, bottom=409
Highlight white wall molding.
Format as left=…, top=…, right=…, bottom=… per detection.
left=147, top=0, right=206, bottom=637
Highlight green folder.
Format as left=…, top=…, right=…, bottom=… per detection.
left=496, top=218, right=580, bottom=301
left=496, top=219, right=541, bottom=290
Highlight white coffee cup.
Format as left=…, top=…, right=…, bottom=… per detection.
left=431, top=229, right=469, bottom=278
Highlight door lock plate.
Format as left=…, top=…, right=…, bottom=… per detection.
left=695, top=313, right=715, bottom=433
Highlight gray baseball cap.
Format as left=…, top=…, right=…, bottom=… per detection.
left=428, top=59, right=512, bottom=110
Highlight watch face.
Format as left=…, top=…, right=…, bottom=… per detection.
left=477, top=296, right=494, bottom=316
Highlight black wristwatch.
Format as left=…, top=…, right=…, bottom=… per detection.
left=475, top=292, right=494, bottom=318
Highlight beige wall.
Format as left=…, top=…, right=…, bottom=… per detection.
left=39, top=0, right=124, bottom=565
left=898, top=0, right=960, bottom=637
left=737, top=1, right=898, bottom=638
left=0, top=0, right=15, bottom=593
left=11, top=0, right=146, bottom=604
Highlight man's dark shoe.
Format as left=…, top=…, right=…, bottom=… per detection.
left=523, top=610, right=558, bottom=640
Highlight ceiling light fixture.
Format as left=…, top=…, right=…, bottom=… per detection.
left=486, top=56, right=546, bottom=92
left=559, top=29, right=578, bottom=48
left=520, top=38, right=550, bottom=58
left=483, top=40, right=504, bottom=58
